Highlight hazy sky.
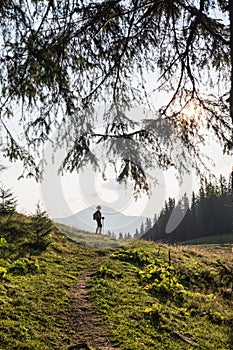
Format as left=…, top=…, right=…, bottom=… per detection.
left=0, top=74, right=231, bottom=220
left=0, top=137, right=231, bottom=220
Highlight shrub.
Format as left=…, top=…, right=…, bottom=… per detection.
left=9, top=258, right=40, bottom=275
left=97, top=264, right=122, bottom=279
left=139, top=262, right=185, bottom=297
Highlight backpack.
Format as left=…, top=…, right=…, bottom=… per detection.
left=93, top=210, right=101, bottom=220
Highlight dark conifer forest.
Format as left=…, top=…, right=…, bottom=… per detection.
left=143, top=175, right=233, bottom=243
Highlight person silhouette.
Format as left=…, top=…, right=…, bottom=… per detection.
left=93, top=205, right=104, bottom=234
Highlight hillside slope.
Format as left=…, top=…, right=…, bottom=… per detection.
left=90, top=241, right=233, bottom=349
left=1, top=216, right=233, bottom=349
left=0, top=227, right=103, bottom=349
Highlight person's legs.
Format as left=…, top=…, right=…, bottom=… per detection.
left=96, top=219, right=102, bottom=234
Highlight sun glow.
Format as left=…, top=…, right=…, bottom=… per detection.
left=180, top=102, right=202, bottom=122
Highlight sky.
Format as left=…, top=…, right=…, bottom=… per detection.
left=0, top=3, right=231, bottom=238
left=0, top=136, right=231, bottom=221
left=0, top=70, right=232, bottom=222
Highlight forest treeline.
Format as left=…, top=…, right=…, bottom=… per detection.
left=143, top=175, right=232, bottom=243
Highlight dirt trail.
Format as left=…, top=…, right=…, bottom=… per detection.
left=64, top=256, right=119, bottom=350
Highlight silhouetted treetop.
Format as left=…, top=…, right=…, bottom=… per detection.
left=0, top=0, right=232, bottom=192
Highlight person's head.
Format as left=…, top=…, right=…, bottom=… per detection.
left=96, top=205, right=101, bottom=210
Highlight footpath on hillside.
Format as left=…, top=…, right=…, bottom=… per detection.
left=62, top=253, right=119, bottom=350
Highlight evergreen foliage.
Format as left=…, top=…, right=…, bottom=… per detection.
left=140, top=221, right=145, bottom=237
left=0, top=187, right=17, bottom=214
left=144, top=217, right=152, bottom=232
left=0, top=1, right=231, bottom=190
left=143, top=175, right=233, bottom=243
left=153, top=213, right=157, bottom=225
left=134, top=228, right=140, bottom=239
left=29, top=204, right=54, bottom=248
left=119, top=232, right=123, bottom=240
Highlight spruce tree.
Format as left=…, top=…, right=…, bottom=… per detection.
left=0, top=187, right=17, bottom=214
left=134, top=228, right=140, bottom=239
left=145, top=218, right=152, bottom=232
left=118, top=232, right=123, bottom=240
left=140, top=222, right=145, bottom=237
left=30, top=203, right=54, bottom=248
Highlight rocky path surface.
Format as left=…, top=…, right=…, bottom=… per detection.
left=64, top=255, right=119, bottom=350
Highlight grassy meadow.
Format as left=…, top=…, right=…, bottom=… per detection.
left=90, top=241, right=233, bottom=349
left=182, top=232, right=233, bottom=245
left=0, top=214, right=233, bottom=349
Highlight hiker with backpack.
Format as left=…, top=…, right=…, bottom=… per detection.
left=93, top=205, right=104, bottom=234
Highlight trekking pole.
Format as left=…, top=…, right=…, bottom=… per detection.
left=102, top=217, right=105, bottom=235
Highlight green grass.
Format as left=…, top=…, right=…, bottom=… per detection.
left=1, top=213, right=233, bottom=349
left=182, top=232, right=233, bottom=245
left=55, top=222, right=125, bottom=248
left=0, top=226, right=97, bottom=350
left=90, top=240, right=233, bottom=349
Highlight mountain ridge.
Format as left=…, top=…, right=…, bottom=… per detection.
left=54, top=205, right=146, bottom=236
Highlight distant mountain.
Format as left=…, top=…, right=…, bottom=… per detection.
left=54, top=206, right=146, bottom=237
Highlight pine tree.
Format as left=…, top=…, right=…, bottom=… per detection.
left=0, top=186, right=17, bottom=214
left=127, top=232, right=132, bottom=239
left=134, top=228, right=140, bottom=239
left=190, top=191, right=198, bottom=238
left=219, top=175, right=228, bottom=195
left=145, top=218, right=152, bottom=232
left=118, top=232, right=123, bottom=240
left=30, top=203, right=54, bottom=248
left=140, top=222, right=145, bottom=237
left=191, top=191, right=197, bottom=210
